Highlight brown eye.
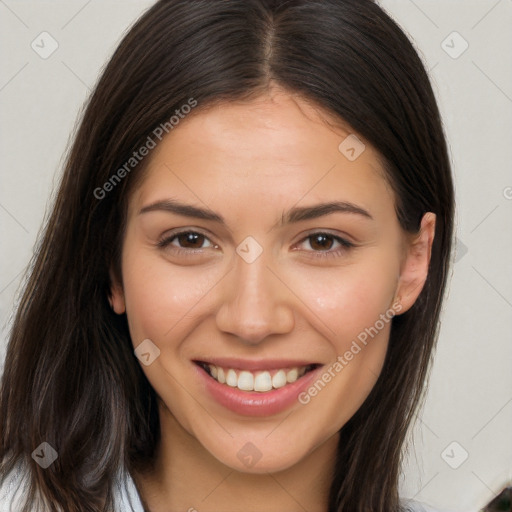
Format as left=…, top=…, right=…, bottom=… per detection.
left=295, top=232, right=354, bottom=260
left=157, top=230, right=216, bottom=251
left=309, top=233, right=335, bottom=251
left=175, top=232, right=206, bottom=249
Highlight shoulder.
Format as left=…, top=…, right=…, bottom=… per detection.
left=114, top=470, right=145, bottom=512
left=0, top=464, right=27, bottom=512
left=2, top=470, right=463, bottom=512
left=0, top=465, right=145, bottom=512
left=400, top=497, right=464, bottom=512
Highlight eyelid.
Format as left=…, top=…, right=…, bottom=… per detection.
left=157, top=227, right=218, bottom=247
left=174, top=226, right=216, bottom=238
left=157, top=228, right=356, bottom=258
left=294, top=228, right=356, bottom=245
left=292, top=231, right=355, bottom=256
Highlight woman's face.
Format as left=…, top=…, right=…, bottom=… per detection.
left=111, top=87, right=433, bottom=474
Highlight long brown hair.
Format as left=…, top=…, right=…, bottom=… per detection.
left=0, top=1, right=454, bottom=510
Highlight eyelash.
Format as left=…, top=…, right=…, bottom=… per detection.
left=156, top=230, right=355, bottom=259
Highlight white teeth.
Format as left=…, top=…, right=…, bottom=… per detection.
left=226, top=369, right=238, bottom=387
left=203, top=363, right=313, bottom=393
left=254, top=371, right=273, bottom=392
left=286, top=368, right=298, bottom=383
left=272, top=370, right=287, bottom=389
left=237, top=371, right=254, bottom=391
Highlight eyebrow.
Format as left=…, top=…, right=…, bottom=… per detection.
left=138, top=199, right=373, bottom=227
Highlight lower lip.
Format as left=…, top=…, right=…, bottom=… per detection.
left=194, top=363, right=324, bottom=417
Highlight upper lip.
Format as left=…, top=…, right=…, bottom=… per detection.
left=193, top=357, right=321, bottom=372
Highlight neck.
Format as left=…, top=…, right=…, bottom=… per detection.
left=133, top=402, right=338, bottom=512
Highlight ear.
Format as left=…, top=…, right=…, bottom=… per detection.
left=109, top=269, right=126, bottom=315
left=394, top=212, right=436, bottom=314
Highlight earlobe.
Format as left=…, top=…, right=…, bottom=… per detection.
left=394, top=212, right=436, bottom=314
left=109, top=274, right=126, bottom=315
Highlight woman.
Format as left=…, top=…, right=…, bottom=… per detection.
left=0, top=0, right=454, bottom=511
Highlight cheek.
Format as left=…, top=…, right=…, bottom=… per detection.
left=284, top=254, right=398, bottom=349
left=121, top=250, right=223, bottom=347
left=288, top=258, right=398, bottom=424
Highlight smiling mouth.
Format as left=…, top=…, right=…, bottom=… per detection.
left=194, top=361, right=321, bottom=393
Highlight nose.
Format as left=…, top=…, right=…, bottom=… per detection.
left=215, top=251, right=295, bottom=345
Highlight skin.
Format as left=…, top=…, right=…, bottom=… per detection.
left=110, top=85, right=435, bottom=512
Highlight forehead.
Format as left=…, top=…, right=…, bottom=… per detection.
left=129, top=89, right=396, bottom=225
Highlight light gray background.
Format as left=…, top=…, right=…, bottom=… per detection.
left=0, top=1, right=511, bottom=511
